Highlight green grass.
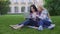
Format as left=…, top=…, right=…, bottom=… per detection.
left=0, top=15, right=60, bottom=34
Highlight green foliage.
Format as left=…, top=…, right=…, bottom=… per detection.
left=0, top=0, right=10, bottom=15
left=44, top=0, right=60, bottom=16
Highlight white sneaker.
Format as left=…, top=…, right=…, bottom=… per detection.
left=48, top=24, right=55, bottom=29
left=38, top=26, right=43, bottom=31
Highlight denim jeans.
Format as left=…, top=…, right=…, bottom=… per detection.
left=18, top=19, right=37, bottom=26
left=37, top=19, right=51, bottom=28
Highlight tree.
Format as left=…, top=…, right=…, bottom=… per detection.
left=0, top=0, right=10, bottom=15
left=44, top=0, right=60, bottom=16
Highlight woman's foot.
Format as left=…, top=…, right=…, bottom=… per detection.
left=10, top=24, right=24, bottom=29
left=48, top=24, right=55, bottom=30
left=10, top=24, right=18, bottom=27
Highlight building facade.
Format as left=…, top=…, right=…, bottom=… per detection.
left=8, top=0, right=44, bottom=13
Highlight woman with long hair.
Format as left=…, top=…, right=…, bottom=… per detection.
left=10, top=4, right=38, bottom=29
left=35, top=6, right=55, bottom=31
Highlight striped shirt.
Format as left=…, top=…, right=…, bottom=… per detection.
left=37, top=9, right=52, bottom=22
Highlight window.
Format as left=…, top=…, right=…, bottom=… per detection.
left=21, top=6, right=25, bottom=12
left=15, top=7, right=18, bottom=13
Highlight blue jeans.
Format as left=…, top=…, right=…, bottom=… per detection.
left=37, top=19, right=51, bottom=28
left=18, top=19, right=37, bottom=26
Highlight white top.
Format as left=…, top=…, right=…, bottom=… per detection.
left=31, top=12, right=37, bottom=21
left=31, top=12, right=36, bottom=19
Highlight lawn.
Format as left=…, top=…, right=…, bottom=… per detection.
left=0, top=15, right=60, bottom=34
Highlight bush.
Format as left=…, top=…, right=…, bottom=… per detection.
left=0, top=0, right=10, bottom=15
left=44, top=0, right=60, bottom=16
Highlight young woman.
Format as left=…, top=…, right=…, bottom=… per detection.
left=20, top=6, right=55, bottom=30
left=35, top=6, right=55, bottom=30
left=10, top=4, right=38, bottom=29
